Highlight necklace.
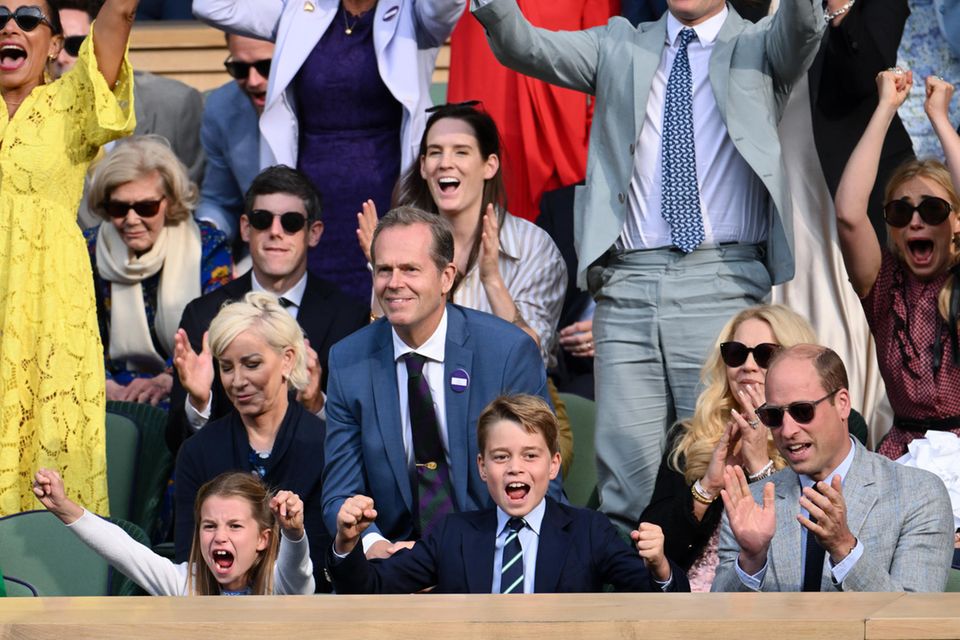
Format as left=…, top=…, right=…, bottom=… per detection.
left=343, top=6, right=366, bottom=34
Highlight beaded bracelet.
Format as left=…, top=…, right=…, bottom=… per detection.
left=747, top=460, right=776, bottom=482
left=824, top=0, right=855, bottom=23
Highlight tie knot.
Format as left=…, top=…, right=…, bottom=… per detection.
left=507, top=516, right=526, bottom=534
left=678, top=27, right=697, bottom=48
left=404, top=352, right=427, bottom=376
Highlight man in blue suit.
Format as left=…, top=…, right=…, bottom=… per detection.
left=329, top=394, right=688, bottom=593
left=322, top=208, right=554, bottom=560
left=472, top=0, right=826, bottom=530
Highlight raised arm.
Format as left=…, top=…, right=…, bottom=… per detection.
left=470, top=0, right=604, bottom=95
left=91, top=0, right=139, bottom=88
left=834, top=69, right=911, bottom=297
left=766, top=0, right=826, bottom=90
left=413, top=0, right=465, bottom=48
left=926, top=76, right=960, bottom=188
left=192, top=0, right=284, bottom=41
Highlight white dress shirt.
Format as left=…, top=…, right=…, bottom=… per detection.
left=491, top=498, right=547, bottom=594
left=620, top=7, right=769, bottom=251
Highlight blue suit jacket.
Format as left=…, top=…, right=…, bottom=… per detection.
left=322, top=304, right=552, bottom=541
left=329, top=497, right=690, bottom=593
left=195, top=81, right=261, bottom=243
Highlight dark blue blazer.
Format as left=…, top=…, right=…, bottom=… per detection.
left=322, top=304, right=553, bottom=542
left=328, top=497, right=690, bottom=593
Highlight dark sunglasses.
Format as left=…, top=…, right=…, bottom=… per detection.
left=247, top=209, right=307, bottom=234
left=63, top=34, right=84, bottom=57
left=103, top=198, right=164, bottom=219
left=224, top=57, right=271, bottom=80
left=882, top=197, right=953, bottom=228
left=719, top=341, right=780, bottom=369
left=756, top=389, right=840, bottom=428
left=0, top=6, right=55, bottom=32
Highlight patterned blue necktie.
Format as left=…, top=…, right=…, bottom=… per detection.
left=661, top=27, right=705, bottom=253
left=500, top=517, right=526, bottom=594
left=404, top=353, right=454, bottom=539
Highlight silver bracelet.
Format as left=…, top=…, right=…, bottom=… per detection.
left=824, top=0, right=855, bottom=23
left=747, top=460, right=775, bottom=482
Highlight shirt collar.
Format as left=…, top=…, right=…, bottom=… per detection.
left=392, top=307, right=448, bottom=364
left=666, top=5, right=728, bottom=48
left=496, top=496, right=547, bottom=537
left=799, top=436, right=857, bottom=490
left=250, top=270, right=308, bottom=309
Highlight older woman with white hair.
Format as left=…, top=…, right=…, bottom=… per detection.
left=173, top=291, right=330, bottom=592
left=84, top=135, right=232, bottom=407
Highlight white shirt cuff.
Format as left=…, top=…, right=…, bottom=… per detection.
left=314, top=391, right=327, bottom=422
left=361, top=531, right=389, bottom=554
left=829, top=538, right=864, bottom=585
left=185, top=393, right=212, bottom=431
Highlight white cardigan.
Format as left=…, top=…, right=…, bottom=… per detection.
left=68, top=510, right=315, bottom=595
left=193, top=0, right=464, bottom=171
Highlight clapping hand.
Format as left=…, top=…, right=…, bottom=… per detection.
left=173, top=329, right=214, bottom=411
left=720, top=465, right=776, bottom=574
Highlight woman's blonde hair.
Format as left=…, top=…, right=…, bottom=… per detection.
left=187, top=472, right=280, bottom=596
left=669, top=304, right=817, bottom=485
left=207, top=292, right=309, bottom=391
left=883, top=158, right=960, bottom=325
left=87, top=134, right=198, bottom=224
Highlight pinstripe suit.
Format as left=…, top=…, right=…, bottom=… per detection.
left=712, top=440, right=954, bottom=592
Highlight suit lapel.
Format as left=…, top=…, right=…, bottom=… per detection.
left=770, top=472, right=803, bottom=590
left=632, top=15, right=668, bottom=136
left=707, top=10, right=746, bottom=126
left=534, top=499, right=573, bottom=593
left=371, top=322, right=414, bottom=510
left=443, top=307, right=473, bottom=512
left=841, top=443, right=878, bottom=541
left=463, top=511, right=497, bottom=594
left=268, top=0, right=336, bottom=110
left=297, top=274, right=335, bottom=344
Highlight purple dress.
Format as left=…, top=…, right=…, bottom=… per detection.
left=295, top=4, right=403, bottom=303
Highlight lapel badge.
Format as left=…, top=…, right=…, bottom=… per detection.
left=304, top=1, right=315, bottom=11
left=383, top=5, right=399, bottom=20
left=450, top=369, right=469, bottom=393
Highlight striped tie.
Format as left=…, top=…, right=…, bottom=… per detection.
left=500, top=517, right=526, bottom=594
left=404, top=353, right=454, bottom=538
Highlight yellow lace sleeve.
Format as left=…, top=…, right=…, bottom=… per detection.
left=55, top=20, right=136, bottom=151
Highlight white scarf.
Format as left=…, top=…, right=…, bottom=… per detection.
left=95, top=217, right=202, bottom=372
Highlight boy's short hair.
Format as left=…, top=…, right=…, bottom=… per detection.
left=477, top=394, right=559, bottom=456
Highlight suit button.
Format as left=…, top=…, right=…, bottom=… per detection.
left=629, top=143, right=635, bottom=154
left=618, top=192, right=625, bottom=204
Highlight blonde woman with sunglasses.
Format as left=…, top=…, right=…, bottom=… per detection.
left=640, top=304, right=869, bottom=591
left=834, top=69, right=960, bottom=458
left=0, top=0, right=140, bottom=516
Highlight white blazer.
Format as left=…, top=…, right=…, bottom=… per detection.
left=194, top=0, right=463, bottom=171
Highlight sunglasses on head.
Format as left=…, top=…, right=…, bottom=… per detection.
left=103, top=198, right=164, bottom=219
left=246, top=209, right=308, bottom=234
left=0, top=5, right=54, bottom=32
left=62, top=34, right=84, bottom=57
left=755, top=389, right=840, bottom=428
left=224, top=57, right=271, bottom=80
left=883, top=197, right=953, bottom=228
left=719, top=341, right=780, bottom=369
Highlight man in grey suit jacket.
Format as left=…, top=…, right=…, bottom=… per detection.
left=473, top=0, right=825, bottom=528
left=713, top=345, right=954, bottom=592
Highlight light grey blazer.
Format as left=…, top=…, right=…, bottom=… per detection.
left=471, top=0, right=825, bottom=288
left=712, top=440, right=955, bottom=592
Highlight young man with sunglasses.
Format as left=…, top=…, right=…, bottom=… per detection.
left=712, top=344, right=954, bottom=592
left=195, top=33, right=274, bottom=251
left=165, top=165, right=369, bottom=455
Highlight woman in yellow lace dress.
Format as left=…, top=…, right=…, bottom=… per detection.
left=0, top=0, right=139, bottom=515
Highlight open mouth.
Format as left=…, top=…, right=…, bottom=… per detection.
left=505, top=481, right=530, bottom=501
left=784, top=443, right=811, bottom=460
left=212, top=549, right=235, bottom=572
left=0, top=45, right=26, bottom=71
left=906, top=239, right=934, bottom=265
left=437, top=177, right=460, bottom=193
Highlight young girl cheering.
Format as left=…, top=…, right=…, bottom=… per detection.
left=33, top=469, right=315, bottom=595
left=834, top=69, right=960, bottom=458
